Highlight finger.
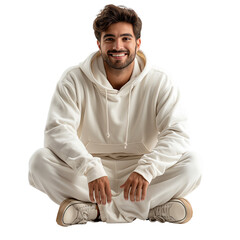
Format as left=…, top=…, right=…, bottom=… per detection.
left=99, top=183, right=106, bottom=205
left=130, top=181, right=138, bottom=202
left=136, top=183, right=143, bottom=201
left=105, top=183, right=112, bottom=203
left=141, top=183, right=148, bottom=200
left=88, top=184, right=94, bottom=202
left=124, top=182, right=131, bottom=200
left=94, top=185, right=100, bottom=204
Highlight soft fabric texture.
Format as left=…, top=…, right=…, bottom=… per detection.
left=44, top=50, right=190, bottom=184
left=29, top=148, right=201, bottom=223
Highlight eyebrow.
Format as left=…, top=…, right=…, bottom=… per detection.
left=103, top=33, right=134, bottom=39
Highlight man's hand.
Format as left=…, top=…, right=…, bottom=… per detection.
left=120, top=172, right=149, bottom=202
left=88, top=176, right=112, bottom=205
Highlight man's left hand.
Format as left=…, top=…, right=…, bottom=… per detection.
left=120, top=172, right=149, bottom=202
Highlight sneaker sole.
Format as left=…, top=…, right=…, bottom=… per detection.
left=178, top=198, right=193, bottom=224
left=56, top=198, right=78, bottom=226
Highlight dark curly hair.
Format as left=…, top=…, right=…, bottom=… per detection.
left=93, top=4, right=142, bottom=41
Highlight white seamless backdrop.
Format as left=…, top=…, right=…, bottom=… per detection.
left=0, top=0, right=239, bottom=239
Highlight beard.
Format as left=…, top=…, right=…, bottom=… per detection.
left=101, top=46, right=137, bottom=70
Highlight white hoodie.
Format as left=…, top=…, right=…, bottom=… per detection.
left=44, top=50, right=190, bottom=184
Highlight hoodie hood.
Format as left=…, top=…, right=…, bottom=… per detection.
left=80, top=50, right=150, bottom=96
left=79, top=50, right=150, bottom=149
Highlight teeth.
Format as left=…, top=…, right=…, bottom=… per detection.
left=111, top=54, right=125, bottom=57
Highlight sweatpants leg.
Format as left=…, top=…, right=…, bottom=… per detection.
left=29, top=149, right=201, bottom=223
left=28, top=148, right=90, bottom=204
left=99, top=151, right=201, bottom=223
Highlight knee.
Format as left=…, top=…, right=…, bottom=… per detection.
left=29, top=148, right=53, bottom=176
left=180, top=151, right=202, bottom=182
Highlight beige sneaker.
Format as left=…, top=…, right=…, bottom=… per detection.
left=56, top=199, right=98, bottom=226
left=148, top=198, right=193, bottom=224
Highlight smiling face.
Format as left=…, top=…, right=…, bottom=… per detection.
left=97, top=22, right=141, bottom=70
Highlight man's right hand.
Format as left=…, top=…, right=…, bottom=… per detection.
left=88, top=176, right=112, bottom=205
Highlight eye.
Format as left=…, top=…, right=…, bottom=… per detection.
left=122, top=37, right=132, bottom=41
left=105, top=38, right=114, bottom=42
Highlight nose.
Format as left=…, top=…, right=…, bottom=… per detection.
left=113, top=38, right=123, bottom=51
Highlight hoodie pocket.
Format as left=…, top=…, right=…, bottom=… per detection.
left=85, top=142, right=151, bottom=155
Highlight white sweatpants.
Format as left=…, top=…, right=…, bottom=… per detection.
left=28, top=148, right=201, bottom=223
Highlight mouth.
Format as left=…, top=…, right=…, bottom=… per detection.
left=110, top=53, right=126, bottom=57
left=108, top=51, right=129, bottom=59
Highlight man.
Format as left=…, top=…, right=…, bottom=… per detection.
left=28, top=4, right=201, bottom=225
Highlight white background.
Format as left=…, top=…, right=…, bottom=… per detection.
left=1, top=0, right=239, bottom=239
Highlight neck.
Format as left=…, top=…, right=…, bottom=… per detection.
left=104, top=61, right=135, bottom=90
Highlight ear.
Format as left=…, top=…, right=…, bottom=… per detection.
left=136, top=38, right=141, bottom=51
left=97, top=40, right=101, bottom=51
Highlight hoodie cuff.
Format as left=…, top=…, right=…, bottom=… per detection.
left=133, top=165, right=155, bottom=184
left=86, top=162, right=107, bottom=183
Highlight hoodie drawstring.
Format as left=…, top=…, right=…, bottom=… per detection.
left=105, top=89, right=110, bottom=139
left=124, top=84, right=134, bottom=149
left=105, top=85, right=134, bottom=149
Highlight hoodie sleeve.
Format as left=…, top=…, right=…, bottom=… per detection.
left=44, top=71, right=107, bottom=183
left=134, top=75, right=190, bottom=183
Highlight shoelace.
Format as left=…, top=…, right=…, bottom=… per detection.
left=72, top=205, right=90, bottom=224
left=149, top=203, right=175, bottom=223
